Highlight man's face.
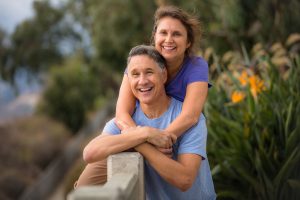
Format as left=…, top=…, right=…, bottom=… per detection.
left=127, top=55, right=167, bottom=105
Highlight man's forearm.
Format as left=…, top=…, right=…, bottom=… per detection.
left=135, top=143, right=201, bottom=191
left=83, top=129, right=147, bottom=163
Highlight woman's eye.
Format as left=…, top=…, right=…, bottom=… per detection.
left=159, top=31, right=167, bottom=35
left=173, top=32, right=181, bottom=36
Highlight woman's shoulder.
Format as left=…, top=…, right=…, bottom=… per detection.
left=182, top=56, right=208, bottom=75
left=186, top=56, right=208, bottom=68
left=178, top=56, right=209, bottom=84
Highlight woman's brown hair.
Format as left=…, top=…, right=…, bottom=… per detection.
left=150, top=5, right=202, bottom=57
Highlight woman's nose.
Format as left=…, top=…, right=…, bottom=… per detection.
left=165, top=34, right=173, bottom=42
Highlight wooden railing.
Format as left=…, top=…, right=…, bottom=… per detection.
left=67, top=152, right=145, bottom=200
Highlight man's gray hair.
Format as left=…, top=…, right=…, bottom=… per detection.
left=127, top=45, right=166, bottom=69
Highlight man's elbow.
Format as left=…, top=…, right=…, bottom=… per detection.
left=83, top=145, right=107, bottom=163
left=176, top=175, right=194, bottom=192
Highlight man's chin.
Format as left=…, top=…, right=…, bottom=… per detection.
left=138, top=98, right=154, bottom=105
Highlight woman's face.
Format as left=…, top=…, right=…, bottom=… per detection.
left=154, top=17, right=190, bottom=64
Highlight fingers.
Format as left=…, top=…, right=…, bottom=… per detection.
left=170, top=134, right=177, bottom=144
left=167, top=136, right=173, bottom=148
left=145, top=128, right=176, bottom=148
left=164, top=133, right=176, bottom=148
left=157, top=147, right=173, bottom=158
left=157, top=147, right=173, bottom=154
left=153, top=135, right=173, bottom=148
left=157, top=135, right=173, bottom=148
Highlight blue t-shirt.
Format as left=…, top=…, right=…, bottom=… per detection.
left=103, top=98, right=216, bottom=200
left=166, top=56, right=211, bottom=102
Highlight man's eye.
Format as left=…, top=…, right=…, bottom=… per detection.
left=159, top=31, right=167, bottom=35
left=146, top=71, right=153, bottom=74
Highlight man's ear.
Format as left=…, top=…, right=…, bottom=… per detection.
left=162, top=68, right=168, bottom=84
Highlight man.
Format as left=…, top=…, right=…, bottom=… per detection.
left=82, top=45, right=216, bottom=200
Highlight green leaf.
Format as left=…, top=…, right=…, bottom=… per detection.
left=274, top=146, right=300, bottom=187
left=286, top=127, right=300, bottom=155
left=284, top=101, right=293, bottom=137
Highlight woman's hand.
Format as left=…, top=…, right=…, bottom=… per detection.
left=145, top=127, right=177, bottom=148
left=116, top=120, right=176, bottom=150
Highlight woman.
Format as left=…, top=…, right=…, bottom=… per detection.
left=116, top=5, right=209, bottom=147
left=75, top=5, right=210, bottom=187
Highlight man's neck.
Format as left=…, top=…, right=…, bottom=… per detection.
left=140, top=94, right=171, bottom=119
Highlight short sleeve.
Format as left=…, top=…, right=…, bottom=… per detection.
left=102, top=118, right=121, bottom=135
left=184, top=57, right=212, bottom=88
left=186, top=58, right=208, bottom=83
left=178, top=114, right=207, bottom=159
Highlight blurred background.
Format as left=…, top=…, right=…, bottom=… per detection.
left=0, top=0, right=299, bottom=199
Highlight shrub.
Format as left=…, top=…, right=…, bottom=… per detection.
left=39, top=55, right=105, bottom=133
left=205, top=34, right=300, bottom=199
left=0, top=115, right=70, bottom=199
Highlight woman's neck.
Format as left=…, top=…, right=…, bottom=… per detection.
left=166, top=57, right=185, bottom=82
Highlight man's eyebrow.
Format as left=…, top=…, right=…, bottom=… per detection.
left=129, top=68, right=138, bottom=74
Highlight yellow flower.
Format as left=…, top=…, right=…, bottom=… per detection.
left=249, top=75, right=266, bottom=98
left=286, top=33, right=300, bottom=47
left=238, top=70, right=249, bottom=86
left=231, top=91, right=246, bottom=103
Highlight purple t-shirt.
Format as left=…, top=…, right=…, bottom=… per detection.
left=166, top=56, right=210, bottom=102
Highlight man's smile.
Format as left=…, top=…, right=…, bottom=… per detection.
left=138, top=87, right=153, bottom=92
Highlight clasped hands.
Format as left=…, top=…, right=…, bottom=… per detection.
left=116, top=120, right=177, bottom=157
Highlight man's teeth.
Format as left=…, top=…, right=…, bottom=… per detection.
left=139, top=88, right=152, bottom=92
left=163, top=46, right=176, bottom=50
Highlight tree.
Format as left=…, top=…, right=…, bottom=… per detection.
left=68, top=0, right=156, bottom=72
left=1, top=0, right=81, bottom=83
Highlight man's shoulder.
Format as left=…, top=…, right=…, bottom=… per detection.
left=170, top=97, right=183, bottom=110
left=102, top=118, right=120, bottom=135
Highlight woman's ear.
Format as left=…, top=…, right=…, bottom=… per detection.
left=186, top=40, right=191, bottom=49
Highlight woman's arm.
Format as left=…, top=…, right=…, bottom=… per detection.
left=165, top=82, right=208, bottom=137
left=115, top=74, right=137, bottom=129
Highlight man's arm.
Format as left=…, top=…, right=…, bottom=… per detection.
left=83, top=127, right=148, bottom=163
left=135, top=143, right=201, bottom=192
left=83, top=126, right=176, bottom=163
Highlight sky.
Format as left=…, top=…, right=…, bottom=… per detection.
left=0, top=0, right=38, bottom=116
left=0, top=0, right=35, bottom=34
left=0, top=0, right=71, bottom=116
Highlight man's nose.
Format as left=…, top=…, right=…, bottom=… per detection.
left=138, top=74, right=148, bottom=84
